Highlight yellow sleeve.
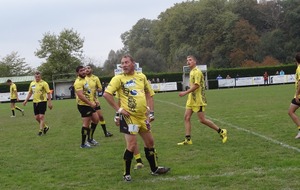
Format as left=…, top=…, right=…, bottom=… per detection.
left=74, top=79, right=83, bottom=91
left=28, top=82, right=33, bottom=93
left=105, top=76, right=120, bottom=95
left=44, top=82, right=50, bottom=93
left=96, top=77, right=102, bottom=90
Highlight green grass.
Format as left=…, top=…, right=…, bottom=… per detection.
left=1, top=84, right=299, bottom=190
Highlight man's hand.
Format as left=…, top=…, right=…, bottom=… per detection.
left=114, top=112, right=120, bottom=126
left=48, top=102, right=53, bottom=110
left=179, top=91, right=187, bottom=97
left=149, top=111, right=155, bottom=122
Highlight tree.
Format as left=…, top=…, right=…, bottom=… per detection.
left=0, top=51, right=33, bottom=77
left=102, top=50, right=125, bottom=76
left=230, top=19, right=260, bottom=67
left=35, top=28, right=84, bottom=81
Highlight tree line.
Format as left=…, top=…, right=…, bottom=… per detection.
left=1, top=0, right=300, bottom=81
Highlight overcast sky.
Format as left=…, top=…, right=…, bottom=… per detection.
left=0, top=0, right=184, bottom=68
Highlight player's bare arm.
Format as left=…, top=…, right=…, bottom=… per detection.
left=47, top=93, right=53, bottom=110
left=179, top=84, right=199, bottom=97
left=23, top=92, right=33, bottom=106
left=76, top=90, right=96, bottom=108
left=103, top=92, right=130, bottom=116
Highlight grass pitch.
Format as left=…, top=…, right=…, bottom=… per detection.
left=0, top=84, right=299, bottom=190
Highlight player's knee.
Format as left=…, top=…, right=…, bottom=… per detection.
left=127, top=143, right=137, bottom=152
left=184, top=115, right=191, bottom=121
left=199, top=118, right=206, bottom=124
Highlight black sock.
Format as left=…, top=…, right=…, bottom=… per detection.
left=90, top=123, right=97, bottom=139
left=217, top=128, right=222, bottom=133
left=136, top=158, right=143, bottom=164
left=15, top=106, right=22, bottom=112
left=11, top=110, right=15, bottom=116
left=144, top=147, right=158, bottom=172
left=81, top=127, right=88, bottom=145
left=86, top=127, right=91, bottom=141
left=185, top=135, right=191, bottom=140
left=101, top=124, right=107, bottom=135
left=123, top=149, right=133, bottom=175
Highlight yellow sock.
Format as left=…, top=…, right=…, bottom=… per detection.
left=134, top=153, right=141, bottom=160
left=100, top=120, right=106, bottom=125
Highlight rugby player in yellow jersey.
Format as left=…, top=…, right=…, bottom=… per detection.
left=6, top=79, right=24, bottom=117
left=85, top=65, right=113, bottom=138
left=114, top=77, right=155, bottom=170
left=74, top=66, right=99, bottom=148
left=23, top=72, right=53, bottom=136
left=288, top=52, right=300, bottom=139
left=177, top=55, right=227, bottom=145
left=103, top=55, right=170, bottom=182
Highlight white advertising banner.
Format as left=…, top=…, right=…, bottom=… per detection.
left=286, top=74, right=295, bottom=83
left=0, top=91, right=33, bottom=102
left=236, top=77, right=253, bottom=86
left=252, top=76, right=264, bottom=85
left=218, top=79, right=235, bottom=87
left=218, top=74, right=295, bottom=88
left=150, top=82, right=177, bottom=92
left=270, top=75, right=285, bottom=84
left=159, top=82, right=177, bottom=91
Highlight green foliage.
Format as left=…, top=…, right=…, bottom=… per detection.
left=1, top=85, right=299, bottom=189
left=35, top=28, right=84, bottom=81
left=120, top=0, right=300, bottom=71
left=0, top=52, right=33, bottom=77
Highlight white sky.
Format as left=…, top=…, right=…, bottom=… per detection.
left=0, top=0, right=184, bottom=68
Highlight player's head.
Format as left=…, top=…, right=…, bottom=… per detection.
left=6, top=79, right=12, bottom=85
left=76, top=65, right=86, bottom=78
left=34, top=71, right=42, bottom=82
left=85, top=65, right=92, bottom=75
left=186, top=55, right=197, bottom=68
left=121, top=55, right=135, bottom=75
left=295, top=52, right=300, bottom=64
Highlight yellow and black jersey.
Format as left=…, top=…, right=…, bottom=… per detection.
left=85, top=74, right=102, bottom=101
left=74, top=76, right=93, bottom=106
left=105, top=72, right=152, bottom=117
left=186, top=67, right=207, bottom=107
left=28, top=80, right=50, bottom=103
left=10, top=83, right=17, bottom=99
left=295, top=65, right=300, bottom=98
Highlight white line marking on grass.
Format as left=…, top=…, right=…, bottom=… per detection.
left=144, top=175, right=200, bottom=182
left=156, top=99, right=300, bottom=153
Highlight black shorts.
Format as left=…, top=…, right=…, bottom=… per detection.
left=120, top=114, right=131, bottom=134
left=95, top=105, right=101, bottom=111
left=291, top=98, right=300, bottom=106
left=33, top=102, right=47, bottom=115
left=77, top=105, right=95, bottom=117
left=10, top=99, right=17, bottom=103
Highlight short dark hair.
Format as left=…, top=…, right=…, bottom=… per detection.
left=6, top=79, right=12, bottom=83
left=187, top=55, right=197, bottom=61
left=296, top=53, right=300, bottom=63
left=122, top=54, right=135, bottom=63
left=35, top=71, right=41, bottom=75
left=76, top=65, right=84, bottom=72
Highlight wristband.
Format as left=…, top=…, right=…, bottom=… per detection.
left=149, top=111, right=154, bottom=120
left=114, top=112, right=120, bottom=122
left=118, top=107, right=123, bottom=113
